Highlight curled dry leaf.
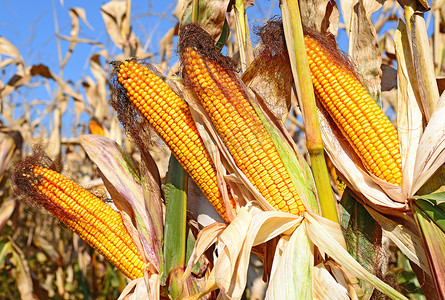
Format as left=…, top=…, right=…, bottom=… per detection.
left=101, top=0, right=147, bottom=58
left=180, top=0, right=230, bottom=40
left=312, top=263, right=349, bottom=300
left=1, top=64, right=83, bottom=102
left=0, top=37, right=24, bottom=67
left=299, top=0, right=339, bottom=35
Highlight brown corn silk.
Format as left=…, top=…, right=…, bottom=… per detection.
left=13, top=158, right=145, bottom=280
left=179, top=24, right=305, bottom=215
left=303, top=31, right=402, bottom=185
left=115, top=60, right=235, bottom=223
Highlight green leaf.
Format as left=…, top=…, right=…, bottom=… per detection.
left=162, top=155, right=188, bottom=296
left=339, top=188, right=379, bottom=297
left=412, top=194, right=445, bottom=234
left=411, top=201, right=445, bottom=298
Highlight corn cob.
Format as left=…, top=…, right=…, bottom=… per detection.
left=180, top=43, right=305, bottom=215
left=24, top=165, right=146, bottom=280
left=304, top=34, right=402, bottom=186
left=88, top=118, right=105, bottom=136
left=116, top=60, right=235, bottom=222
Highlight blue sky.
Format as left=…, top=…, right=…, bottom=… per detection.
left=0, top=0, right=283, bottom=138
left=1, top=0, right=428, bottom=139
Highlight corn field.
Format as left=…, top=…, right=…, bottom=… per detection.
left=1, top=0, right=445, bottom=299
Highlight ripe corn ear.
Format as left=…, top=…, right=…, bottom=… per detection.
left=181, top=47, right=305, bottom=215
left=25, top=165, right=146, bottom=280
left=117, top=61, right=235, bottom=222
left=304, top=34, right=402, bottom=186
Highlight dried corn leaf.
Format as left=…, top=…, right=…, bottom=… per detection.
left=304, top=212, right=407, bottom=299
left=0, top=37, right=24, bottom=67
left=394, top=21, right=423, bottom=198
left=101, top=0, right=145, bottom=57
left=299, top=0, right=339, bottom=35
left=89, top=53, right=107, bottom=121
left=412, top=92, right=445, bottom=195
left=1, top=64, right=83, bottom=101
left=313, top=263, right=349, bottom=300
left=338, top=0, right=354, bottom=36
left=59, top=8, right=91, bottom=67
left=349, top=0, right=383, bottom=104
left=410, top=13, right=440, bottom=121
left=11, top=242, right=34, bottom=300
left=180, top=0, right=230, bottom=40
left=159, top=24, right=178, bottom=65
left=0, top=200, right=15, bottom=232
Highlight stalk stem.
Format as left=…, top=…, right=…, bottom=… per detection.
left=283, top=0, right=339, bottom=223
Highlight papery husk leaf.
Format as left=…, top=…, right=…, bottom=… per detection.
left=185, top=222, right=226, bottom=277
left=266, top=225, right=313, bottom=299
left=313, top=263, right=349, bottom=300
left=217, top=209, right=303, bottom=299
left=410, top=13, right=440, bottom=121
left=185, top=91, right=243, bottom=220
left=304, top=212, right=408, bottom=300
left=318, top=109, right=406, bottom=210
left=394, top=20, right=423, bottom=199
left=412, top=93, right=445, bottom=195
left=411, top=200, right=445, bottom=298
left=348, top=0, right=383, bottom=104
left=186, top=208, right=303, bottom=299
left=141, top=159, right=164, bottom=276
left=187, top=179, right=226, bottom=226
left=365, top=206, right=430, bottom=273
left=79, top=134, right=160, bottom=269
left=325, top=261, right=361, bottom=299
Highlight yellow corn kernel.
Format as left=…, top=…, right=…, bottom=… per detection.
left=304, top=34, right=402, bottom=186
left=26, top=166, right=145, bottom=280
left=117, top=61, right=235, bottom=222
left=181, top=46, right=305, bottom=216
